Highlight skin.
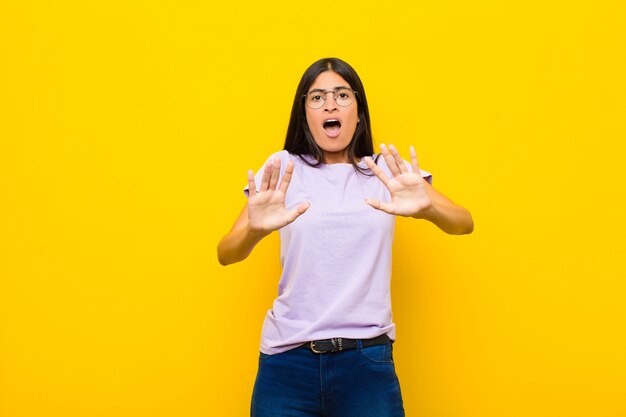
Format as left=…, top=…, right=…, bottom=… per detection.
left=364, top=143, right=474, bottom=235
left=217, top=72, right=474, bottom=266
left=304, top=71, right=359, bottom=164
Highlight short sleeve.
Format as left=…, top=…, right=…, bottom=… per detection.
left=243, top=150, right=290, bottom=198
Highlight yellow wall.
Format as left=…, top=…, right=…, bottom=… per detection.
left=1, top=1, right=625, bottom=416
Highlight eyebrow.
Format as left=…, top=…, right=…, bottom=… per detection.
left=307, top=86, right=351, bottom=94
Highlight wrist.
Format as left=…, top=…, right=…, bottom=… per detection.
left=247, top=223, right=271, bottom=240
left=413, top=199, right=437, bottom=221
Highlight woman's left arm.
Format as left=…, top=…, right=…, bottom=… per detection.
left=418, top=181, right=474, bottom=235
left=363, top=144, right=474, bottom=235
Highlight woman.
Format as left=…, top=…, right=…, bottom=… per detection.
left=217, top=58, right=473, bottom=417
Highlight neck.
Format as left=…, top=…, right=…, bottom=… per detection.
left=322, top=150, right=350, bottom=164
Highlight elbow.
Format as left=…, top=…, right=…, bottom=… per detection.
left=216, top=241, right=233, bottom=266
left=461, top=221, right=474, bottom=235
left=217, top=252, right=236, bottom=267
left=217, top=240, right=247, bottom=266
left=448, top=225, right=473, bottom=235
left=456, top=213, right=474, bottom=235
left=447, top=212, right=474, bottom=235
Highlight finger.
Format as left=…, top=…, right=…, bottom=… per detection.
left=286, top=202, right=310, bottom=223
left=410, top=145, right=421, bottom=176
left=247, top=169, right=257, bottom=197
left=388, top=144, right=408, bottom=173
left=363, top=156, right=390, bottom=187
left=260, top=160, right=273, bottom=191
left=365, top=198, right=395, bottom=215
left=278, top=160, right=294, bottom=194
left=268, top=158, right=281, bottom=190
left=380, top=144, right=401, bottom=176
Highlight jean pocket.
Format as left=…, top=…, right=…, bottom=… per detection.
left=359, top=342, right=394, bottom=364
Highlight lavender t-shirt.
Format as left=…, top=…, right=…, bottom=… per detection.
left=245, top=151, right=432, bottom=355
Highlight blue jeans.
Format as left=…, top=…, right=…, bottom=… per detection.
left=251, top=340, right=405, bottom=417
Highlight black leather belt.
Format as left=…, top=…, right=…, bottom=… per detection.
left=302, top=334, right=391, bottom=353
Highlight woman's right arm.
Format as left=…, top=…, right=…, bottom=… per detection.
left=217, top=204, right=270, bottom=266
left=217, top=158, right=310, bottom=266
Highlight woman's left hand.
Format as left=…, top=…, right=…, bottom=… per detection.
left=363, top=144, right=433, bottom=219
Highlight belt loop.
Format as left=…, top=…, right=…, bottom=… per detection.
left=356, top=339, right=363, bottom=350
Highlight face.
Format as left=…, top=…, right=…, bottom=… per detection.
left=305, top=71, right=359, bottom=164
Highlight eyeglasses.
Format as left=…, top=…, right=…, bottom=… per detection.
left=304, top=88, right=357, bottom=109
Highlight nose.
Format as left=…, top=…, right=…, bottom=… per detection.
left=323, top=91, right=338, bottom=112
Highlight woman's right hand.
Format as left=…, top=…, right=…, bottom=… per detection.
left=247, top=158, right=310, bottom=234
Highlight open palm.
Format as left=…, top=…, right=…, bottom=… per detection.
left=364, top=144, right=432, bottom=218
left=247, top=158, right=309, bottom=233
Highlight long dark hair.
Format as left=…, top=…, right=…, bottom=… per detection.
left=283, top=58, right=378, bottom=174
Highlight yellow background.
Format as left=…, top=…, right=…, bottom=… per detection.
left=1, top=1, right=625, bottom=416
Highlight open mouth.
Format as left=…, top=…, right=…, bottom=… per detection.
left=323, top=119, right=342, bottom=137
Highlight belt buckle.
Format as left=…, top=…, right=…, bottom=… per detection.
left=310, top=338, right=343, bottom=354
left=310, top=341, right=326, bottom=353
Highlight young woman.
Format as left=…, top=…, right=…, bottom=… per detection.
left=218, top=58, right=473, bottom=417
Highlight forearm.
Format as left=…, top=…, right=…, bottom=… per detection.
left=217, top=223, right=270, bottom=266
left=421, top=200, right=474, bottom=235
left=417, top=183, right=474, bottom=235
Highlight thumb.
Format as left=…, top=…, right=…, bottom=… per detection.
left=286, top=202, right=310, bottom=223
left=365, top=198, right=395, bottom=215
